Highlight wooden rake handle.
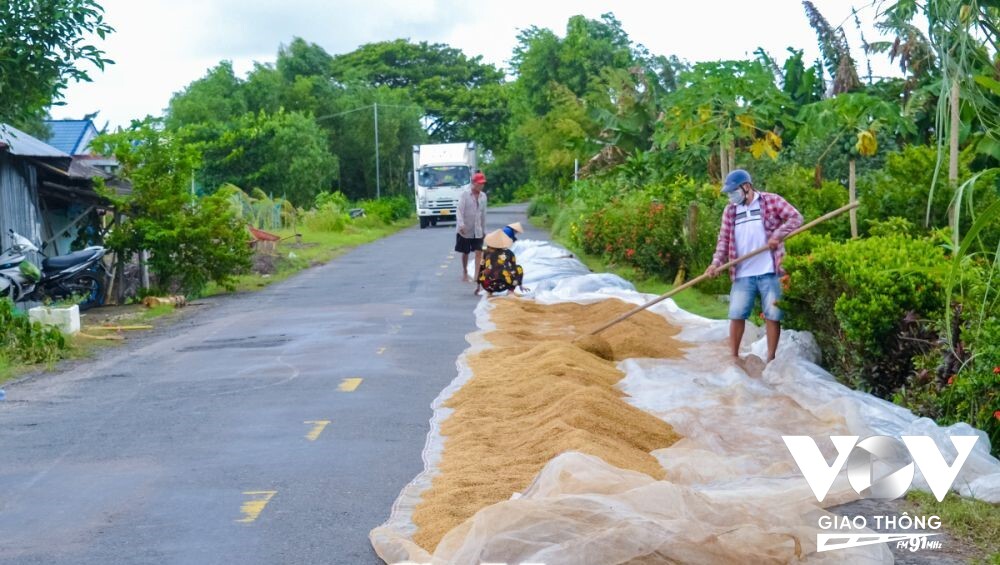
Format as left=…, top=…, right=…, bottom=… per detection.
left=587, top=201, right=860, bottom=336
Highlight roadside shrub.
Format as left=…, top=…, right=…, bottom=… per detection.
left=757, top=163, right=851, bottom=239
left=357, top=195, right=413, bottom=224
left=527, top=193, right=558, bottom=226
left=577, top=189, right=691, bottom=281
left=305, top=191, right=350, bottom=232
left=782, top=234, right=949, bottom=396
left=0, top=299, right=67, bottom=365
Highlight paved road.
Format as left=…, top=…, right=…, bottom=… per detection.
left=0, top=204, right=545, bottom=565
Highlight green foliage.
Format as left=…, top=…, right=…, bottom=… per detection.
left=0, top=0, right=114, bottom=127
left=304, top=191, right=350, bottom=232
left=166, top=61, right=247, bottom=129
left=356, top=195, right=413, bottom=224
left=0, top=299, right=67, bottom=366
left=218, top=184, right=297, bottom=231
left=905, top=491, right=1000, bottom=561
left=331, top=39, right=508, bottom=148
left=655, top=59, right=790, bottom=178
left=190, top=109, right=337, bottom=207
left=783, top=234, right=949, bottom=396
left=93, top=119, right=253, bottom=295
left=756, top=163, right=851, bottom=238
left=573, top=178, right=724, bottom=282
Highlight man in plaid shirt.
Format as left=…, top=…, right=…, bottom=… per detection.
left=706, top=169, right=803, bottom=365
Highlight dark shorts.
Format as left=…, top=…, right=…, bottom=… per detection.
left=455, top=233, right=483, bottom=253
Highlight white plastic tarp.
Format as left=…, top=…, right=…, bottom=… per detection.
left=372, top=239, right=1000, bottom=564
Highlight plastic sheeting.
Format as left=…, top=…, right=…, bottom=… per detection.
left=372, top=239, right=1000, bottom=564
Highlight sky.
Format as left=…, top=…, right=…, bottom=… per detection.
left=54, top=0, right=900, bottom=129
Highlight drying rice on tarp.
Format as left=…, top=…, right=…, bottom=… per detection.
left=486, top=296, right=684, bottom=360
left=410, top=298, right=684, bottom=552
left=371, top=239, right=1000, bottom=565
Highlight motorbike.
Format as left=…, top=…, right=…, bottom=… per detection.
left=0, top=228, right=107, bottom=310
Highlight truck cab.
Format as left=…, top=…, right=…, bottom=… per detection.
left=412, top=142, right=477, bottom=229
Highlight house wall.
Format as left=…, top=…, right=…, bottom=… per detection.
left=0, top=153, right=43, bottom=250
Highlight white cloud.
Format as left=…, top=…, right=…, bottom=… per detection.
left=54, top=0, right=899, bottom=129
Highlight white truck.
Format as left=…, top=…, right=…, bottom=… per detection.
left=412, top=142, right=477, bottom=229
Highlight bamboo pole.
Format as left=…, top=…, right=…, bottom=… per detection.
left=585, top=201, right=860, bottom=336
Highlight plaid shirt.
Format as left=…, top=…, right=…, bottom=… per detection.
left=711, top=191, right=803, bottom=281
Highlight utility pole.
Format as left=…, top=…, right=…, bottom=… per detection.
left=374, top=103, right=381, bottom=199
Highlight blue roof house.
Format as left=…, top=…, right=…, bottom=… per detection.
left=43, top=119, right=100, bottom=155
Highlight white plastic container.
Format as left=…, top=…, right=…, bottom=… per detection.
left=28, top=304, right=81, bottom=335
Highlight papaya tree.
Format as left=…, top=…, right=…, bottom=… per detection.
left=655, top=59, right=789, bottom=180
left=797, top=92, right=912, bottom=237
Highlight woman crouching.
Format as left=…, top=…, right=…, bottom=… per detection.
left=476, top=223, right=529, bottom=297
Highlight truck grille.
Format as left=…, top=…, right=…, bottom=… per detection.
left=426, top=199, right=457, bottom=210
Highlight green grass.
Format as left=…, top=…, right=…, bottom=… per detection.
left=202, top=218, right=412, bottom=296
left=545, top=231, right=729, bottom=320
left=906, top=491, right=1000, bottom=563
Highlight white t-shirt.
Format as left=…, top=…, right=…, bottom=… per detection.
left=733, top=193, right=774, bottom=278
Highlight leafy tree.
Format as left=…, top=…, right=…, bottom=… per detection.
left=0, top=0, right=114, bottom=128
left=93, top=119, right=252, bottom=295
left=277, top=37, right=334, bottom=82
left=319, top=85, right=425, bottom=199
left=166, top=61, right=247, bottom=129
left=655, top=60, right=789, bottom=180
left=193, top=109, right=338, bottom=207
left=331, top=39, right=508, bottom=148
left=798, top=92, right=912, bottom=236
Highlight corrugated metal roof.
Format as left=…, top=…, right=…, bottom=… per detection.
left=43, top=119, right=97, bottom=154
left=0, top=124, right=70, bottom=158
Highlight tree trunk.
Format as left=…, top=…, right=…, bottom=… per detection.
left=728, top=139, right=736, bottom=174
left=719, top=143, right=729, bottom=179
left=849, top=159, right=858, bottom=239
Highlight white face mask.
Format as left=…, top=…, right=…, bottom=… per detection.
left=727, top=189, right=745, bottom=205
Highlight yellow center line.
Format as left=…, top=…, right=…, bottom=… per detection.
left=236, top=490, right=276, bottom=523
left=388, top=324, right=401, bottom=334
left=402, top=308, right=414, bottom=316
left=338, top=378, right=362, bottom=392
left=376, top=347, right=386, bottom=355
left=436, top=272, right=443, bottom=276
left=304, top=420, right=330, bottom=441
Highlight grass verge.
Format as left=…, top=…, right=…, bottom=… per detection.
left=202, top=219, right=412, bottom=295
left=905, top=491, right=1000, bottom=563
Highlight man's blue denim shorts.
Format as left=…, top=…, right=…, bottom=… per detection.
left=729, top=273, right=783, bottom=321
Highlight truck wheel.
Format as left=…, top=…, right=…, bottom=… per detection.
left=430, top=217, right=438, bottom=227
left=419, top=217, right=429, bottom=229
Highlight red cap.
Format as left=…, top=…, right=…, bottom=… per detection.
left=472, top=172, right=487, bottom=185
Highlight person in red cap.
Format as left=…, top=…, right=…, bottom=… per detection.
left=456, top=170, right=488, bottom=282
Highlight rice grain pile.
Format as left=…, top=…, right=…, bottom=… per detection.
left=411, top=297, right=685, bottom=552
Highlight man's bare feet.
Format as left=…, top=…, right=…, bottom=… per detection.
left=473, top=287, right=481, bottom=295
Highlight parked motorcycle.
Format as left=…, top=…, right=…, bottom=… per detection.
left=0, top=228, right=107, bottom=310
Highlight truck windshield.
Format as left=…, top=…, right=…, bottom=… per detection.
left=418, top=166, right=470, bottom=188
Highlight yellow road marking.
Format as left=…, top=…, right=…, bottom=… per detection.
left=304, top=420, right=330, bottom=441
left=338, top=378, right=362, bottom=392
left=436, top=272, right=443, bottom=277
left=376, top=347, right=386, bottom=355
left=236, top=490, right=276, bottom=523
left=402, top=308, right=414, bottom=316
left=389, top=323, right=401, bottom=334
left=439, top=264, right=449, bottom=269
